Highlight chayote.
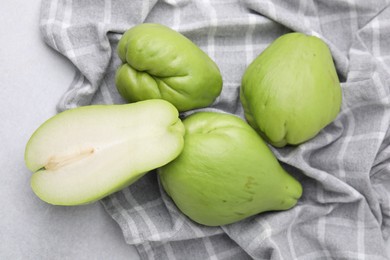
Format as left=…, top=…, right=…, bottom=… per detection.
left=115, top=23, right=223, bottom=112
left=240, top=33, right=342, bottom=147
left=159, top=112, right=302, bottom=226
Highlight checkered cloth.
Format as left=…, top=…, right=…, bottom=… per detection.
left=40, top=0, right=390, bottom=259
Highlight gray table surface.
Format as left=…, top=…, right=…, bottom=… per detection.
left=1, top=1, right=389, bottom=259
left=0, top=1, right=139, bottom=259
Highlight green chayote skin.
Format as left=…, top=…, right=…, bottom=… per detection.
left=115, top=23, right=223, bottom=112
left=240, top=33, right=342, bottom=147
left=158, top=112, right=302, bottom=226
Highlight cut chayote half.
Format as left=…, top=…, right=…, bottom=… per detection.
left=25, top=100, right=185, bottom=205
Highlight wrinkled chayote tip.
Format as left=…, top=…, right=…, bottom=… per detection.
left=240, top=32, right=342, bottom=147
left=115, top=23, right=223, bottom=112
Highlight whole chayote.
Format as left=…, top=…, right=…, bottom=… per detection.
left=159, top=112, right=302, bottom=226
left=115, top=23, right=223, bottom=112
left=240, top=33, right=342, bottom=147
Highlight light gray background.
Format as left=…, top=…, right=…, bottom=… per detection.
left=0, top=1, right=139, bottom=259
left=1, top=1, right=389, bottom=259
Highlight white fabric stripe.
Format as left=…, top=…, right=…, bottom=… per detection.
left=372, top=72, right=390, bottom=108
left=370, top=18, right=390, bottom=28
left=214, top=245, right=243, bottom=259
left=378, top=54, right=390, bottom=60
left=112, top=193, right=192, bottom=250
left=71, top=44, right=101, bottom=56
left=371, top=17, right=390, bottom=75
left=378, top=57, right=390, bottom=75
left=287, top=209, right=298, bottom=260
left=141, top=0, right=150, bottom=22
left=245, top=15, right=257, bottom=66
left=166, top=20, right=261, bottom=35
left=347, top=0, right=358, bottom=31
left=202, top=0, right=217, bottom=60
left=278, top=125, right=364, bottom=199
left=99, top=80, right=114, bottom=104
left=99, top=0, right=112, bottom=49
left=163, top=201, right=220, bottom=256
left=247, top=219, right=284, bottom=260
left=47, top=0, right=59, bottom=24
left=372, top=18, right=381, bottom=58
left=41, top=18, right=71, bottom=28
left=308, top=0, right=322, bottom=37
left=298, top=250, right=387, bottom=260
left=161, top=199, right=224, bottom=259
left=336, top=109, right=356, bottom=180
left=387, top=190, right=390, bottom=231
left=119, top=197, right=162, bottom=215
left=121, top=189, right=176, bottom=259
left=349, top=47, right=369, bottom=56
left=298, top=0, right=310, bottom=31
left=379, top=106, right=390, bottom=141
left=58, top=73, right=86, bottom=110
left=325, top=216, right=367, bottom=227
left=357, top=202, right=366, bottom=260
left=165, top=0, right=178, bottom=6
left=109, top=196, right=143, bottom=244
left=316, top=165, right=332, bottom=259
left=208, top=0, right=237, bottom=4
left=62, top=0, right=76, bottom=59
left=62, top=0, right=73, bottom=28
left=39, top=19, right=68, bottom=28
left=45, top=0, right=60, bottom=50
left=104, top=0, right=111, bottom=25
left=113, top=192, right=194, bottom=243
left=203, top=44, right=265, bottom=53
left=263, top=220, right=285, bottom=260
left=187, top=222, right=218, bottom=257
left=158, top=198, right=189, bottom=236
left=317, top=216, right=332, bottom=259
left=142, top=242, right=156, bottom=260
left=299, top=1, right=321, bottom=42
left=170, top=0, right=181, bottom=32
left=276, top=128, right=337, bottom=181
left=349, top=132, right=387, bottom=143
left=341, top=94, right=390, bottom=115
left=159, top=190, right=222, bottom=241
left=320, top=13, right=366, bottom=24
left=246, top=222, right=271, bottom=253
left=280, top=151, right=330, bottom=183
left=163, top=242, right=177, bottom=260
left=373, top=98, right=390, bottom=174
left=62, top=1, right=72, bottom=28
left=266, top=1, right=277, bottom=21
left=122, top=190, right=160, bottom=236
left=203, top=237, right=218, bottom=260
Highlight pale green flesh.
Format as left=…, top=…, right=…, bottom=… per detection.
left=25, top=100, right=184, bottom=206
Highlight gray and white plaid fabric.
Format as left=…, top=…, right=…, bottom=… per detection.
left=40, top=0, right=390, bottom=259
